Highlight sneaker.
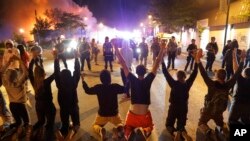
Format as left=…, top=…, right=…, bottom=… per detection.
left=116, top=126, right=125, bottom=138
left=134, top=128, right=146, bottom=141
left=100, top=128, right=107, bottom=141
left=181, top=131, right=192, bottom=141
left=55, top=129, right=64, bottom=141
left=174, top=131, right=181, bottom=141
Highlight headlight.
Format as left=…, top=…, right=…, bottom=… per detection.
left=66, top=47, right=71, bottom=52
left=69, top=40, right=77, bottom=50
left=136, top=48, right=141, bottom=53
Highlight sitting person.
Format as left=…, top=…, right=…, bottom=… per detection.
left=81, top=70, right=125, bottom=140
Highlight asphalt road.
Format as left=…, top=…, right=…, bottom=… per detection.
left=0, top=50, right=228, bottom=141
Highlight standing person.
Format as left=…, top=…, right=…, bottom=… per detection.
left=167, top=36, right=178, bottom=70
left=196, top=49, right=245, bottom=140
left=222, top=40, right=239, bottom=80
left=0, top=56, right=13, bottom=135
left=55, top=42, right=68, bottom=69
left=205, top=37, right=218, bottom=71
left=139, top=37, right=149, bottom=68
left=1, top=55, right=32, bottom=140
left=162, top=52, right=198, bottom=141
left=79, top=38, right=91, bottom=71
left=120, top=40, right=133, bottom=98
left=103, top=36, right=114, bottom=72
left=54, top=50, right=80, bottom=140
left=30, top=45, right=43, bottom=68
left=244, top=47, right=250, bottom=68
left=222, top=40, right=232, bottom=68
left=115, top=41, right=166, bottom=140
left=17, top=44, right=30, bottom=68
left=229, top=48, right=250, bottom=126
left=2, top=39, right=20, bottom=70
left=81, top=70, right=125, bottom=140
left=184, top=39, right=197, bottom=72
left=91, top=38, right=100, bottom=65
left=151, top=37, right=160, bottom=66
left=28, top=57, right=56, bottom=140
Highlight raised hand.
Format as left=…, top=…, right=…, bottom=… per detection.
left=240, top=49, right=246, bottom=60
left=195, top=49, right=203, bottom=63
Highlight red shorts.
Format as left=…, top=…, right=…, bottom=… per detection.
left=124, top=111, right=154, bottom=138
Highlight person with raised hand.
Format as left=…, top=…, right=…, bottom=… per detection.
left=115, top=39, right=166, bottom=141
left=196, top=48, right=246, bottom=140
left=54, top=49, right=81, bottom=140
left=162, top=49, right=198, bottom=141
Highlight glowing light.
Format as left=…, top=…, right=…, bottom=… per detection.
left=19, top=28, right=24, bottom=33
left=148, top=15, right=152, bottom=19
left=136, top=48, right=141, bottom=53
left=60, top=35, right=65, bottom=39
left=99, top=22, right=104, bottom=28
left=69, top=40, right=78, bottom=49
left=67, top=47, right=71, bottom=52
left=140, top=23, right=144, bottom=27
left=84, top=17, right=88, bottom=21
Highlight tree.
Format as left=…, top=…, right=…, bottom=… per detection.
left=151, top=0, right=198, bottom=33
left=44, top=8, right=86, bottom=37
left=31, top=16, right=52, bottom=41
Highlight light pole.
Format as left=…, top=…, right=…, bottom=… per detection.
left=223, top=0, right=231, bottom=48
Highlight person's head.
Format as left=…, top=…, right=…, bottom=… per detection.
left=5, top=69, right=18, bottom=84
left=100, top=70, right=111, bottom=85
left=60, top=69, right=73, bottom=86
left=92, top=38, right=95, bottom=43
left=171, top=36, right=175, bottom=41
left=34, top=66, right=46, bottom=91
left=5, top=39, right=14, bottom=53
left=243, top=67, right=250, bottom=79
left=153, top=37, right=158, bottom=43
left=17, top=44, right=25, bottom=55
left=227, top=40, right=232, bottom=44
left=136, top=65, right=146, bottom=77
left=216, top=69, right=227, bottom=81
left=142, top=37, right=146, bottom=43
left=211, top=37, right=216, bottom=43
left=177, top=70, right=186, bottom=82
left=105, top=36, right=109, bottom=42
left=231, top=39, right=239, bottom=49
left=122, top=40, right=130, bottom=49
left=191, top=39, right=196, bottom=44
left=31, top=45, right=42, bottom=57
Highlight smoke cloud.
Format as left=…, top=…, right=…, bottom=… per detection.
left=0, top=0, right=97, bottom=40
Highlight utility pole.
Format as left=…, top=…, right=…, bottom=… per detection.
left=223, top=0, right=231, bottom=48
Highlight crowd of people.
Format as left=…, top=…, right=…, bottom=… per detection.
left=0, top=36, right=249, bottom=141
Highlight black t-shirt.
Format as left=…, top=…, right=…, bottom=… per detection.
left=128, top=72, right=155, bottom=105
left=187, top=44, right=197, bottom=56
left=82, top=81, right=124, bottom=116
left=235, top=75, right=250, bottom=101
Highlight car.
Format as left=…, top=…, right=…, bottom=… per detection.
left=55, top=39, right=78, bottom=58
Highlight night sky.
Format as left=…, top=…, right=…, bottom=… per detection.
left=73, top=0, right=150, bottom=30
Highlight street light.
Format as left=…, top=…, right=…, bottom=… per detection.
left=148, top=15, right=152, bottom=20
left=99, top=22, right=104, bottom=28
left=19, top=28, right=24, bottom=33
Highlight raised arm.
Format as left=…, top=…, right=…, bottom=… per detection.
left=73, top=51, right=81, bottom=89
left=196, top=49, right=213, bottom=86
left=114, top=44, right=130, bottom=77
left=151, top=42, right=166, bottom=75
left=17, top=58, right=28, bottom=86
left=227, top=49, right=246, bottom=87
left=54, top=50, right=61, bottom=88
left=232, top=48, right=239, bottom=72
left=162, top=61, right=175, bottom=87
left=28, top=59, right=35, bottom=86
left=81, top=74, right=97, bottom=95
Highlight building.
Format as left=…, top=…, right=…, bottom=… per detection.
left=181, top=0, right=250, bottom=59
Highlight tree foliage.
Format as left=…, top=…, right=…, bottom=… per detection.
left=31, top=17, right=52, bottom=38
left=151, top=0, right=198, bottom=33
